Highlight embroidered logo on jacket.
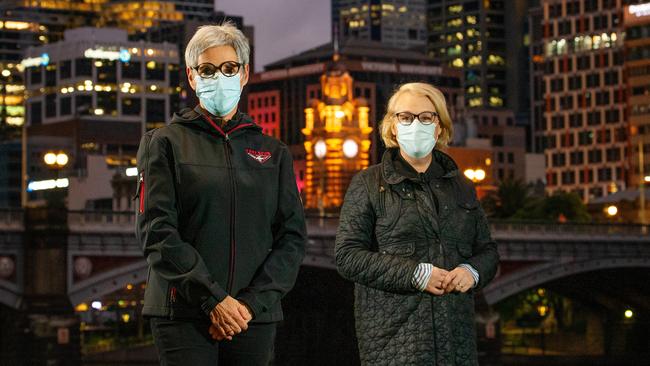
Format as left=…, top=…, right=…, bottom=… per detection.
left=245, top=149, right=271, bottom=164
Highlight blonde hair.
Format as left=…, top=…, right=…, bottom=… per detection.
left=379, top=82, right=454, bottom=149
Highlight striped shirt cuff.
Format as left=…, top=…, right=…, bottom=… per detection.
left=458, top=263, right=480, bottom=288
left=411, top=263, right=434, bottom=291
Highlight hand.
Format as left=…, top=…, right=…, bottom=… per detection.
left=208, top=296, right=250, bottom=339
left=424, top=266, right=449, bottom=295
left=441, top=267, right=475, bottom=293
left=209, top=322, right=232, bottom=341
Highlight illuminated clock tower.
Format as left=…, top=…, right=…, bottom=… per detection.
left=302, top=57, right=372, bottom=211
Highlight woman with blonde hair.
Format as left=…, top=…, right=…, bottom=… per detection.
left=335, top=82, right=499, bottom=365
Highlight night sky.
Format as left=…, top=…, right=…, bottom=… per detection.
left=216, top=0, right=331, bottom=71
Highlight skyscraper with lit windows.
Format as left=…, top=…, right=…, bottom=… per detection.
left=539, top=0, right=627, bottom=201
left=334, top=0, right=428, bottom=50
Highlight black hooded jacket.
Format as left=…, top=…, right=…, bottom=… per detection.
left=134, top=106, right=306, bottom=322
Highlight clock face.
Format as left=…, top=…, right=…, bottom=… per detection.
left=343, top=139, right=359, bottom=159
left=0, top=257, right=15, bottom=278
left=314, top=140, right=327, bottom=159
left=74, top=257, right=93, bottom=278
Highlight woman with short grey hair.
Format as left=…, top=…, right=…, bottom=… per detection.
left=136, top=22, right=306, bottom=365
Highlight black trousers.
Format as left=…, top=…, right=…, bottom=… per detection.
left=150, top=317, right=276, bottom=366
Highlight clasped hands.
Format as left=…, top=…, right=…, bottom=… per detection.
left=425, top=266, right=475, bottom=295
left=207, top=296, right=252, bottom=341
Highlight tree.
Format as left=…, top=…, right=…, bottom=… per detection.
left=512, top=190, right=591, bottom=223
left=481, top=178, right=532, bottom=219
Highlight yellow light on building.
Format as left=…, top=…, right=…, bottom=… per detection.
left=624, top=309, right=634, bottom=319
left=75, top=303, right=89, bottom=312
left=1, top=69, right=10, bottom=77
left=121, top=314, right=130, bottom=323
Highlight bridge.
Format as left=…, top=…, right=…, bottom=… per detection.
left=1, top=208, right=649, bottom=309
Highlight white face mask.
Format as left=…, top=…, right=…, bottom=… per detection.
left=396, top=119, right=437, bottom=159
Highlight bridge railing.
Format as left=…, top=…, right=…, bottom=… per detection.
left=1, top=208, right=649, bottom=239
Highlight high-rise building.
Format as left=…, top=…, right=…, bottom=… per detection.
left=427, top=0, right=510, bottom=109
left=334, top=0, right=427, bottom=50
left=539, top=0, right=626, bottom=201
left=20, top=27, right=178, bottom=205
left=624, top=2, right=650, bottom=191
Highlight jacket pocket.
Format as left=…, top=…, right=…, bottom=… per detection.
left=380, top=242, right=415, bottom=257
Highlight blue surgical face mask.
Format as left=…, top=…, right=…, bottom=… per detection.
left=195, top=73, right=241, bottom=117
left=396, top=119, right=438, bottom=159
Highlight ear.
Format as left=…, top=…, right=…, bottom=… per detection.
left=391, top=120, right=398, bottom=141
left=186, top=67, right=196, bottom=91
left=240, top=64, right=250, bottom=89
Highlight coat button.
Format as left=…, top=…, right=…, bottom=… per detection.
left=443, top=205, right=448, bottom=210
left=435, top=184, right=440, bottom=188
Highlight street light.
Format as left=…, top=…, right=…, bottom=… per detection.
left=464, top=168, right=486, bottom=183
left=606, top=205, right=618, bottom=217
left=44, top=151, right=68, bottom=169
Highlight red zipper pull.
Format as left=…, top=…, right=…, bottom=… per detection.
left=138, top=173, right=145, bottom=214
left=170, top=286, right=177, bottom=303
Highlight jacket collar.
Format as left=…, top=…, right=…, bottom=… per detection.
left=171, top=105, right=262, bottom=139
left=381, top=147, right=459, bottom=185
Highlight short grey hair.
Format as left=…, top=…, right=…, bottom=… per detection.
left=184, top=21, right=250, bottom=68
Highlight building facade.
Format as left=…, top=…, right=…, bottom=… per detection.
left=540, top=0, right=627, bottom=201
left=334, top=0, right=428, bottom=50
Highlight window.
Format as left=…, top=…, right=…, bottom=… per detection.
left=604, top=70, right=618, bottom=85
left=552, top=153, right=566, bottom=167
left=168, top=64, right=179, bottom=87
left=45, top=94, right=56, bottom=118
left=60, top=96, right=71, bottom=116
left=122, top=61, right=142, bottom=79
left=492, top=135, right=504, bottom=146
left=569, top=113, right=583, bottom=127
left=75, top=94, right=92, bottom=115
left=570, top=151, right=584, bottom=165
left=97, top=61, right=117, bottom=83
left=597, top=129, right=611, bottom=143
left=561, top=133, right=575, bottom=147
left=75, top=58, right=92, bottom=77
left=146, top=98, right=166, bottom=123
left=60, top=60, right=71, bottom=80
left=588, top=149, right=602, bottom=163
left=577, top=56, right=590, bottom=71
left=561, top=170, right=576, bottom=184
left=596, top=91, right=610, bottom=106
left=552, top=115, right=565, bottom=129
left=29, top=67, right=42, bottom=85
left=587, top=111, right=601, bottom=126
left=146, top=61, right=165, bottom=81
left=606, top=147, right=620, bottom=162
left=597, top=167, right=612, bottom=181
left=97, top=92, right=117, bottom=115
left=587, top=73, right=600, bottom=88
left=569, top=75, right=582, bottom=90
left=578, top=131, right=593, bottom=146
left=122, top=97, right=141, bottom=116
left=508, top=152, right=514, bottom=164
left=605, top=109, right=620, bottom=124
left=30, top=101, right=42, bottom=125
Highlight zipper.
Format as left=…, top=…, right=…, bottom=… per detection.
left=138, top=172, right=145, bottom=214
left=224, top=139, right=237, bottom=293
left=169, top=285, right=176, bottom=320
left=201, top=114, right=254, bottom=293
left=420, top=174, right=444, bottom=263
left=378, top=185, right=386, bottom=217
